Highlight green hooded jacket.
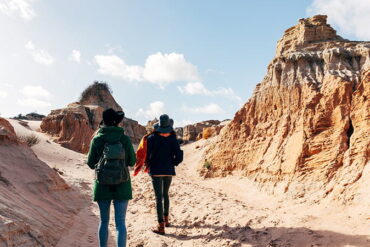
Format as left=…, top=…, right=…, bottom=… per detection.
left=87, top=126, right=136, bottom=201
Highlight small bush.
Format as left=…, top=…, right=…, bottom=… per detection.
left=202, top=128, right=214, bottom=139
left=203, top=160, right=212, bottom=170
left=18, top=134, right=40, bottom=147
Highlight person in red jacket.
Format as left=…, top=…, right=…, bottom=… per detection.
left=133, top=124, right=158, bottom=176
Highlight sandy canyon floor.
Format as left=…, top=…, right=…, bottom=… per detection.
left=8, top=119, right=370, bottom=247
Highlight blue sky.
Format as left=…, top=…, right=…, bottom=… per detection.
left=0, top=0, right=368, bottom=126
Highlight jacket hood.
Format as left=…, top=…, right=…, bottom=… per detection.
left=96, top=126, right=125, bottom=142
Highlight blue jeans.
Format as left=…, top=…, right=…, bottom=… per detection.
left=97, top=200, right=128, bottom=247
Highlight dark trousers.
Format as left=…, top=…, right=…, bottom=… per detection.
left=151, top=176, right=172, bottom=223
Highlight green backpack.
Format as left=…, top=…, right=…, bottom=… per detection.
left=95, top=141, right=129, bottom=185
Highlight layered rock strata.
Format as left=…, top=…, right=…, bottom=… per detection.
left=0, top=118, right=84, bottom=246
left=41, top=83, right=146, bottom=153
left=205, top=15, right=370, bottom=202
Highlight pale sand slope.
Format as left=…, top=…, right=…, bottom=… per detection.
left=8, top=119, right=116, bottom=247
left=9, top=119, right=370, bottom=247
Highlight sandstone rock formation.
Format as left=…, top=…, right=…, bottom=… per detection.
left=0, top=118, right=84, bottom=246
left=146, top=118, right=159, bottom=133
left=175, top=127, right=184, bottom=140
left=41, top=82, right=146, bottom=153
left=0, top=117, right=17, bottom=142
left=202, top=120, right=230, bottom=139
left=205, top=15, right=370, bottom=202
left=182, top=120, right=221, bottom=142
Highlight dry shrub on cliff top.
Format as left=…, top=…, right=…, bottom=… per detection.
left=17, top=134, right=40, bottom=147
left=79, top=81, right=112, bottom=103
left=202, top=128, right=213, bottom=139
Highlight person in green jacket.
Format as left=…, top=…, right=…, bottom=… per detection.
left=87, top=108, right=136, bottom=247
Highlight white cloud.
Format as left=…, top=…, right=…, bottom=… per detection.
left=95, top=55, right=143, bottom=81
left=17, top=98, right=51, bottom=108
left=0, top=90, right=8, bottom=98
left=18, top=85, right=51, bottom=108
left=142, top=52, right=199, bottom=87
left=25, top=41, right=34, bottom=50
left=178, top=81, right=209, bottom=95
left=25, top=41, right=54, bottom=66
left=183, top=103, right=224, bottom=114
left=20, top=85, right=51, bottom=99
left=307, top=0, right=370, bottom=40
left=136, top=101, right=165, bottom=120
left=0, top=83, right=13, bottom=98
left=70, top=50, right=81, bottom=63
left=0, top=0, right=36, bottom=20
left=178, top=82, right=243, bottom=104
left=94, top=52, right=200, bottom=88
left=174, top=119, right=193, bottom=128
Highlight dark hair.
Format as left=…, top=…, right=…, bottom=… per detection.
left=102, top=108, right=124, bottom=126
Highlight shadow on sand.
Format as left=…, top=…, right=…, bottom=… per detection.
left=165, top=223, right=370, bottom=247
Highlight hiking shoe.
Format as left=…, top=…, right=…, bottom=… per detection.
left=164, top=216, right=170, bottom=227
left=152, top=223, right=165, bottom=235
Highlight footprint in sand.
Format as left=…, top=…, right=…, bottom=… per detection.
left=87, top=235, right=94, bottom=243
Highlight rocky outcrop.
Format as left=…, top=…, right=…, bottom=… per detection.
left=0, top=118, right=84, bottom=246
left=40, top=102, right=97, bottom=153
left=202, top=120, right=230, bottom=139
left=123, top=118, right=147, bottom=143
left=182, top=120, right=221, bottom=142
left=146, top=118, right=159, bottom=133
left=0, top=118, right=17, bottom=143
left=205, top=15, right=370, bottom=202
left=275, top=15, right=343, bottom=57
left=175, top=127, right=184, bottom=140
left=12, top=112, right=46, bottom=121
left=41, top=82, right=146, bottom=153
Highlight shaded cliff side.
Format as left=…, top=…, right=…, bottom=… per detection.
left=205, top=15, right=370, bottom=202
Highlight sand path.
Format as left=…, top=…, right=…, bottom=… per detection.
left=9, top=120, right=370, bottom=247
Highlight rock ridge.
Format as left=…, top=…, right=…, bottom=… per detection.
left=276, top=15, right=344, bottom=56
left=205, top=15, right=370, bottom=203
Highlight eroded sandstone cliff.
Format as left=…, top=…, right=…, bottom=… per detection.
left=205, top=15, right=370, bottom=202
left=40, top=82, right=146, bottom=153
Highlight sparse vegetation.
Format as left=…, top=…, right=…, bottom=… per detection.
left=18, top=120, right=30, bottom=129
left=79, top=81, right=112, bottom=103
left=202, top=128, right=213, bottom=139
left=12, top=112, right=45, bottom=120
left=17, top=134, right=40, bottom=147
left=203, top=160, right=212, bottom=170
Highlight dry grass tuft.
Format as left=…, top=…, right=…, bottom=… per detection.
left=17, top=134, right=40, bottom=147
